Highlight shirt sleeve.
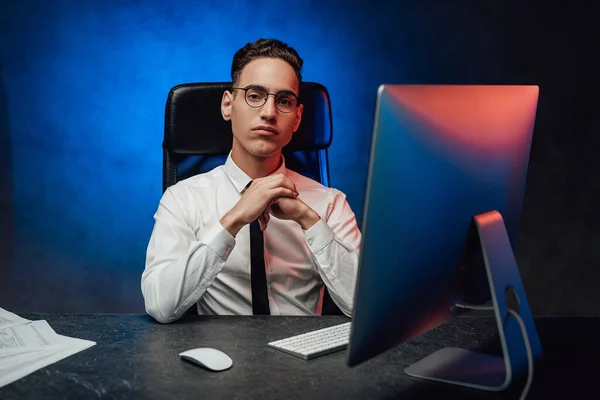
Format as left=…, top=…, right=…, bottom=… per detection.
left=303, top=190, right=362, bottom=317
left=141, top=187, right=236, bottom=323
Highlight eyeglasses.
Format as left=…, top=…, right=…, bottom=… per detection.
left=232, top=86, right=299, bottom=113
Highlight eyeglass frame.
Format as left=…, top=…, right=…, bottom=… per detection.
left=232, top=85, right=300, bottom=113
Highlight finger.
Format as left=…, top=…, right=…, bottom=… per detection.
left=263, top=174, right=298, bottom=195
left=258, top=214, right=267, bottom=231
left=247, top=177, right=297, bottom=198
left=262, top=210, right=270, bottom=225
left=269, top=188, right=298, bottom=200
left=259, top=209, right=271, bottom=231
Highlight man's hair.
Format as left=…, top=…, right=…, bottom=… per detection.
left=231, top=38, right=303, bottom=89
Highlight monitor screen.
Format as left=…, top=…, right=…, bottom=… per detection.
left=347, top=85, right=540, bottom=379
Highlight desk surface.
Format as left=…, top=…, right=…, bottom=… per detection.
left=0, top=313, right=597, bottom=399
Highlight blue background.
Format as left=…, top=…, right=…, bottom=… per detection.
left=1, top=0, right=599, bottom=315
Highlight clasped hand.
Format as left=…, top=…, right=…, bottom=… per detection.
left=220, top=174, right=320, bottom=237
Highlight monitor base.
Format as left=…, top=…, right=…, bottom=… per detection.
left=404, top=210, right=541, bottom=393
left=405, top=347, right=507, bottom=391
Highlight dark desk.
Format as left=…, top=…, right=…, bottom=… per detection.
left=0, top=314, right=597, bottom=399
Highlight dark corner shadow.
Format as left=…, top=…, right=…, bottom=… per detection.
left=380, top=382, right=509, bottom=400
left=0, top=59, right=14, bottom=308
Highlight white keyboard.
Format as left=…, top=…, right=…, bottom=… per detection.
left=267, top=322, right=351, bottom=360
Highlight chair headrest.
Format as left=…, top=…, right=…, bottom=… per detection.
left=164, top=82, right=333, bottom=155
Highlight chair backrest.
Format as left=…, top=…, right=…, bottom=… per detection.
left=162, top=82, right=333, bottom=192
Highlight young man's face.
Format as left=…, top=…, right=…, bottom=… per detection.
left=221, top=57, right=303, bottom=158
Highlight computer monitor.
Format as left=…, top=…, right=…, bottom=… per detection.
left=347, top=85, right=542, bottom=393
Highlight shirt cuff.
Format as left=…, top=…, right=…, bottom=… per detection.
left=205, top=223, right=236, bottom=261
left=304, top=219, right=334, bottom=254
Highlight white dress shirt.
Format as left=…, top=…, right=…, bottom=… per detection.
left=141, top=153, right=362, bottom=323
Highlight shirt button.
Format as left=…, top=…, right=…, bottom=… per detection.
left=307, top=239, right=314, bottom=246
left=225, top=246, right=232, bottom=254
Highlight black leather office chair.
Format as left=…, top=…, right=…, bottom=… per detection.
left=162, top=82, right=343, bottom=315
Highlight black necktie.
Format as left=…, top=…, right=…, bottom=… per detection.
left=250, top=219, right=270, bottom=315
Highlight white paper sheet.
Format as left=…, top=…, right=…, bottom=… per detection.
left=0, top=320, right=65, bottom=354
left=0, top=307, right=32, bottom=329
left=0, top=336, right=96, bottom=388
left=0, top=307, right=97, bottom=389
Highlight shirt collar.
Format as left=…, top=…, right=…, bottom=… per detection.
left=224, top=152, right=288, bottom=194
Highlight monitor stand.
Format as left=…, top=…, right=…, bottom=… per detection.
left=404, top=210, right=542, bottom=392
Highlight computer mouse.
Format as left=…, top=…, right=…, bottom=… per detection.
left=179, top=347, right=233, bottom=372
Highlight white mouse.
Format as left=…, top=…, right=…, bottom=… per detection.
left=179, top=347, right=233, bottom=372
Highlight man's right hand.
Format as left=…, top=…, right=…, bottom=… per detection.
left=219, top=174, right=299, bottom=237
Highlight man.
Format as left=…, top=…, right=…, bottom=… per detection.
left=142, top=38, right=362, bottom=323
